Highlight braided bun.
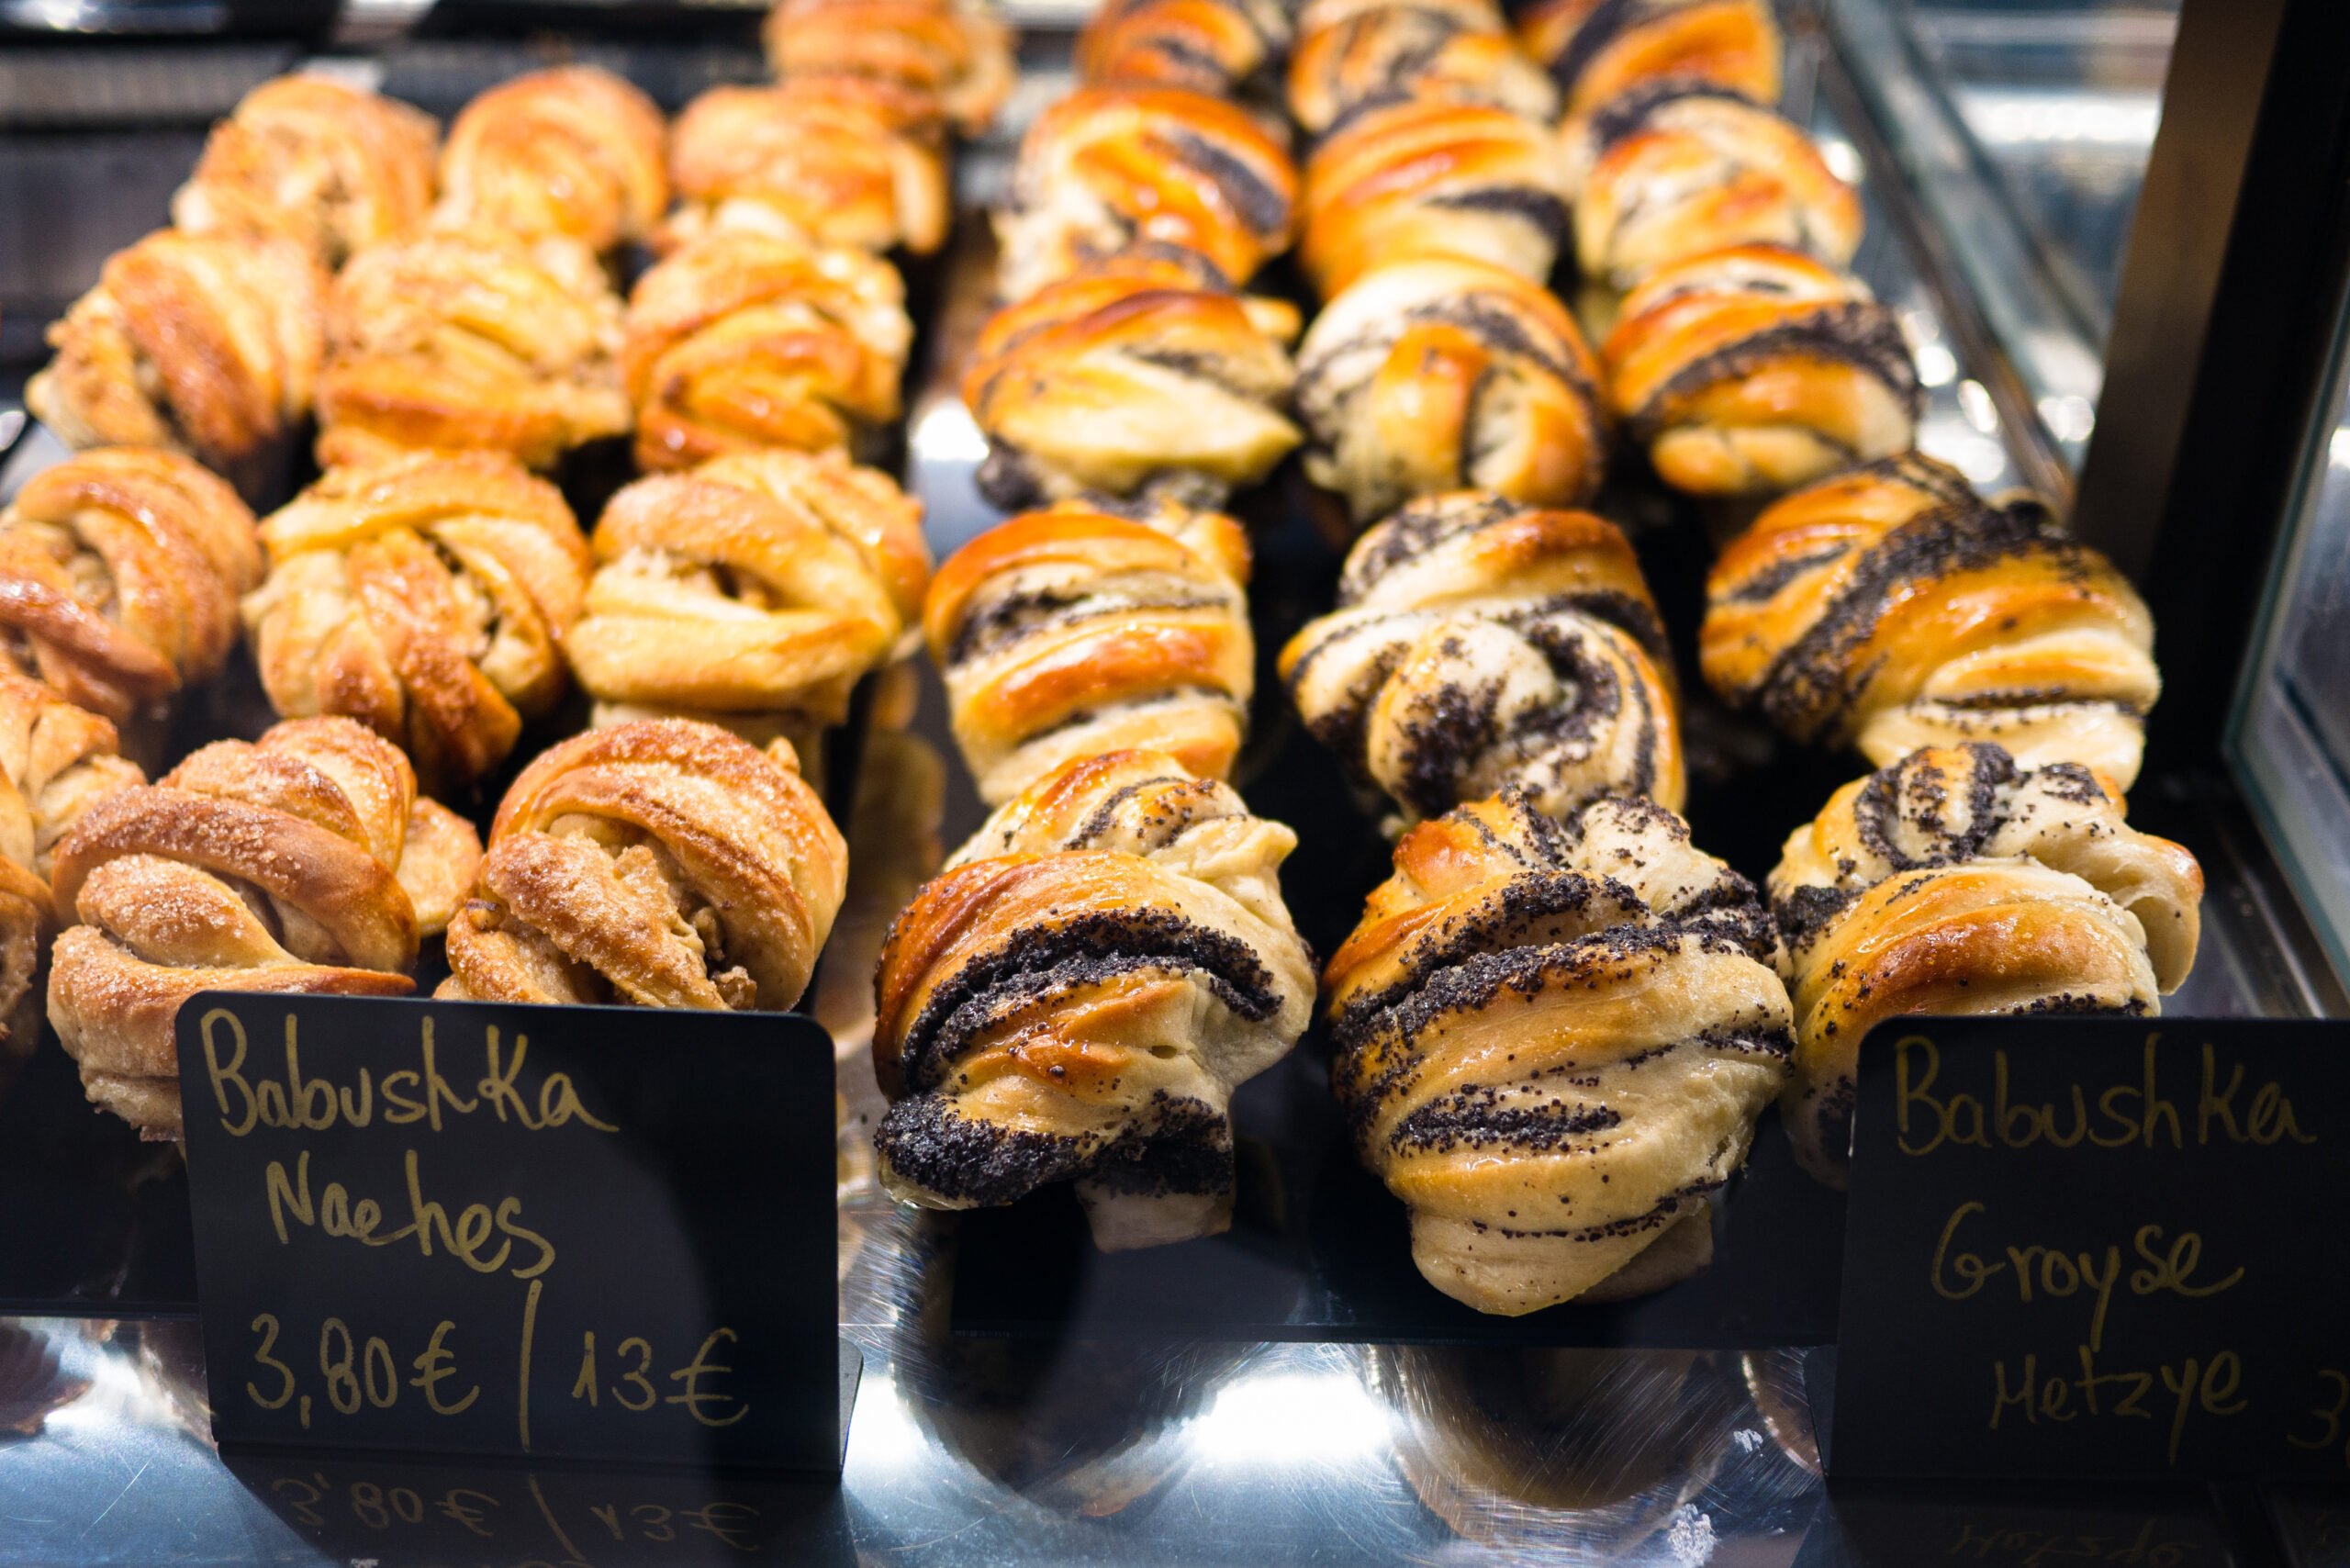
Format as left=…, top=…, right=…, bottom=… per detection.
left=1289, top=0, right=1557, bottom=138
left=763, top=0, right=1014, bottom=135
left=433, top=66, right=668, bottom=253
left=1519, top=0, right=1783, bottom=118
left=1078, top=0, right=1293, bottom=100
left=664, top=80, right=948, bottom=257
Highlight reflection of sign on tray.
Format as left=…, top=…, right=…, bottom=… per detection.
left=1831, top=1018, right=2349, bottom=1478
left=178, top=994, right=850, bottom=1472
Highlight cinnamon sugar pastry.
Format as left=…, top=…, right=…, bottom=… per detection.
left=48, top=716, right=481, bottom=1139
left=995, top=85, right=1298, bottom=302
left=440, top=719, right=846, bottom=1011
left=0, top=449, right=263, bottom=723
left=1289, top=0, right=1557, bottom=138
left=1296, top=255, right=1606, bottom=524
left=1519, top=0, right=1783, bottom=119
left=873, top=750, right=1316, bottom=1250
left=567, top=450, right=931, bottom=736
left=28, top=230, right=325, bottom=487
left=1702, top=454, right=2160, bottom=787
left=621, top=230, right=912, bottom=472
left=1282, top=492, right=1680, bottom=823
left=1326, top=789, right=1790, bottom=1314
left=664, top=81, right=949, bottom=257
left=1602, top=244, right=1918, bottom=496
left=433, top=65, right=667, bottom=254
left=242, top=454, right=592, bottom=790
left=1077, top=0, right=1293, bottom=103
left=964, top=255, right=1302, bottom=509
left=173, top=74, right=440, bottom=269
left=1771, top=744, right=2202, bottom=1181
left=317, top=227, right=631, bottom=470
left=764, top=0, right=1014, bottom=135
left=927, top=497, right=1254, bottom=805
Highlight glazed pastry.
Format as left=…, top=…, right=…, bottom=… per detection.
left=995, top=85, right=1297, bottom=302
left=1077, top=0, right=1293, bottom=102
left=316, top=227, right=631, bottom=470
left=1326, top=789, right=1790, bottom=1314
left=1771, top=744, right=2202, bottom=1181
left=48, top=716, right=481, bottom=1139
left=1602, top=244, right=1918, bottom=496
left=621, top=230, right=912, bottom=472
left=927, top=497, right=1253, bottom=805
left=664, top=81, right=949, bottom=257
left=1566, top=81, right=1860, bottom=291
left=440, top=720, right=846, bottom=1011
left=432, top=65, right=667, bottom=254
left=566, top=450, right=931, bottom=737
left=27, top=230, right=324, bottom=487
left=1297, top=256, right=1606, bottom=524
left=1300, top=95, right=1569, bottom=297
left=964, top=255, right=1301, bottom=509
left=1519, top=0, right=1783, bottom=118
left=765, top=0, right=1013, bottom=134
left=1289, top=0, right=1557, bottom=138
left=1282, top=492, right=1680, bottom=823
left=173, top=74, right=440, bottom=269
left=0, top=449, right=262, bottom=723
left=242, top=454, right=592, bottom=790
left=1702, top=454, right=2161, bottom=787
left=873, top=750, right=1316, bottom=1250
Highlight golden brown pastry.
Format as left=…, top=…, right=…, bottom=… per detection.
left=1702, top=454, right=2161, bottom=788
left=48, top=716, right=482, bottom=1139
left=440, top=719, right=846, bottom=1011
left=432, top=65, right=667, bottom=254
left=1519, top=0, right=1782, bottom=119
left=27, top=230, right=325, bottom=488
left=1566, top=81, right=1860, bottom=291
left=621, top=230, right=912, bottom=473
left=763, top=0, right=1014, bottom=135
left=1077, top=0, right=1293, bottom=102
left=1300, top=95, right=1568, bottom=297
left=241, top=454, right=592, bottom=790
left=173, top=74, right=440, bottom=269
left=1602, top=244, right=1918, bottom=496
left=927, top=497, right=1253, bottom=805
left=1282, top=491, right=1680, bottom=823
left=995, top=85, right=1298, bottom=302
left=1296, top=255, right=1606, bottom=524
left=566, top=450, right=931, bottom=738
left=1771, top=744, right=2202, bottom=1181
left=664, top=80, right=949, bottom=257
left=873, top=750, right=1316, bottom=1250
left=316, top=227, right=632, bottom=470
left=1326, top=789, right=1790, bottom=1314
left=964, top=255, right=1302, bottom=509
left=1289, top=0, right=1558, bottom=138
left=0, top=449, right=262, bottom=723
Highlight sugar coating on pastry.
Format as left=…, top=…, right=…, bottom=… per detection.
left=1519, top=0, right=1783, bottom=118
left=764, top=0, right=1015, bottom=136
left=663, top=80, right=949, bottom=257
left=433, top=65, right=668, bottom=253
left=1289, top=0, right=1557, bottom=138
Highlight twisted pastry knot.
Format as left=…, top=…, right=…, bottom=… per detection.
left=28, top=230, right=325, bottom=486
left=927, top=498, right=1255, bottom=805
left=963, top=256, right=1303, bottom=510
left=1770, top=744, right=2203, bottom=1182
left=764, top=0, right=1014, bottom=135
left=1289, top=0, right=1558, bottom=139
left=1301, top=96, right=1569, bottom=297
left=48, top=716, right=482, bottom=1139
left=1077, top=0, right=1294, bottom=101
left=173, top=75, right=441, bottom=269
left=1603, top=245, right=1919, bottom=497
left=317, top=228, right=632, bottom=472
left=1701, top=453, right=2161, bottom=788
left=663, top=82, right=949, bottom=258
left=1326, top=790, right=1791, bottom=1315
left=1297, top=256, right=1607, bottom=525
left=1519, top=0, right=1784, bottom=119
left=567, top=451, right=931, bottom=735
left=994, top=86, right=1299, bottom=303
left=242, top=454, right=593, bottom=790
left=621, top=231, right=912, bottom=473
left=1565, top=81, right=1860, bottom=291
left=872, top=751, right=1315, bottom=1251
left=1282, top=492, right=1681, bottom=824
left=0, top=449, right=263, bottom=722
left=441, top=720, right=847, bottom=1012
left=432, top=66, right=668, bottom=254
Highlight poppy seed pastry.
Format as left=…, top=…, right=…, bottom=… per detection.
left=1289, top=0, right=1557, bottom=138
left=1078, top=0, right=1294, bottom=103
left=432, top=65, right=668, bottom=254
left=1519, top=0, right=1783, bottom=119
left=764, top=0, right=1014, bottom=136
left=873, top=750, right=1315, bottom=1251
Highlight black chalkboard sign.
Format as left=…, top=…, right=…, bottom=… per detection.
left=1830, top=1017, right=2350, bottom=1479
left=176, top=993, right=852, bottom=1473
